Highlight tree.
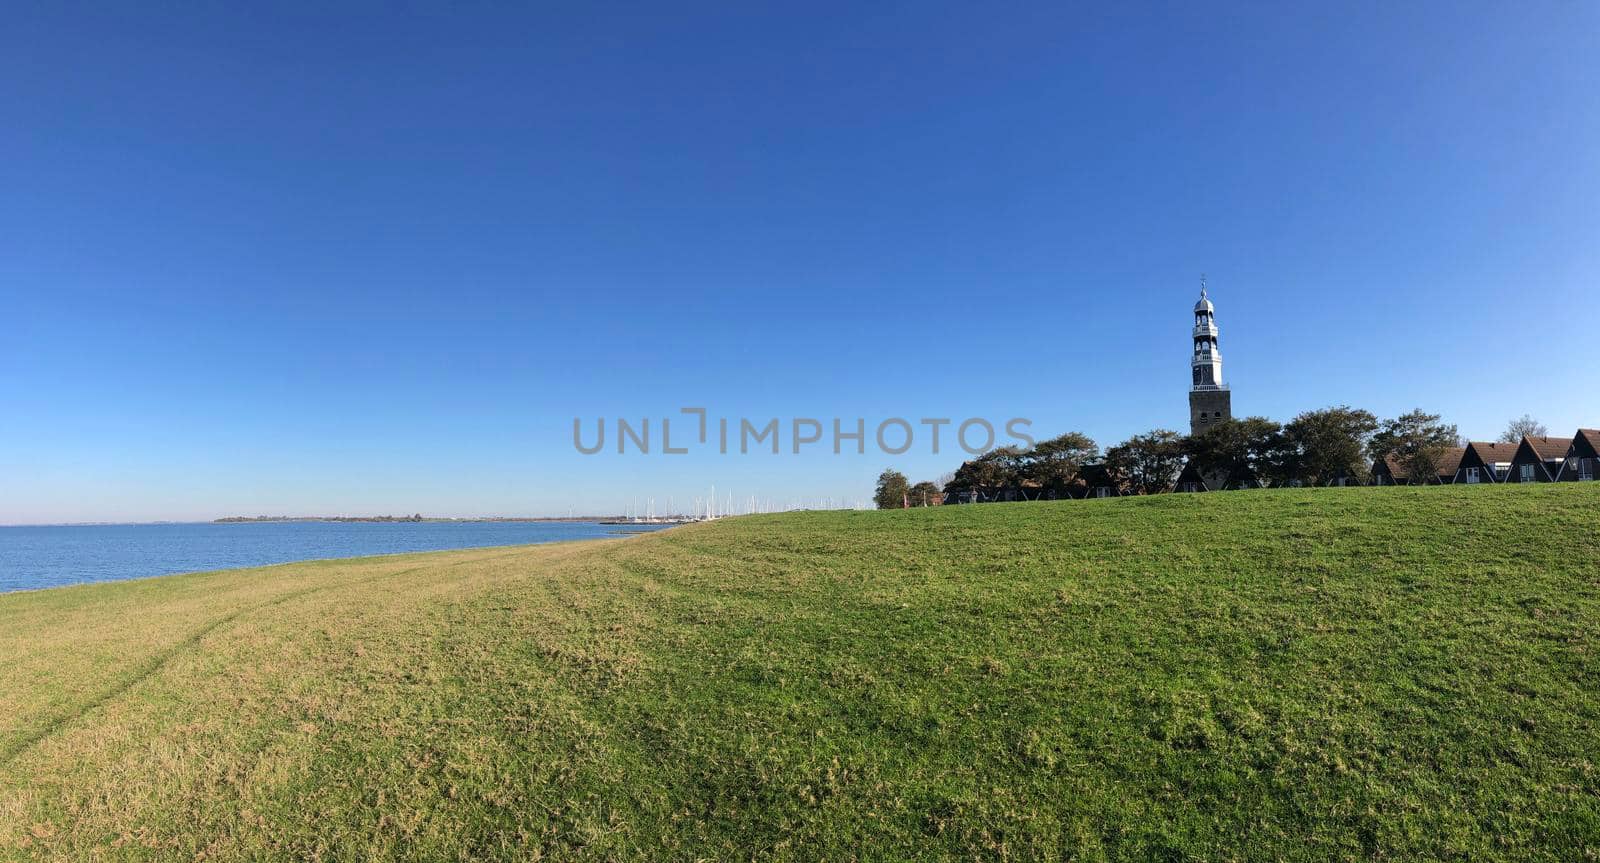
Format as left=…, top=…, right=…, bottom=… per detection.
left=1184, top=417, right=1283, bottom=488
left=945, top=447, right=1025, bottom=499
left=1499, top=414, right=1548, bottom=443
left=1280, top=406, right=1378, bottom=485
left=874, top=468, right=910, bottom=509
left=1369, top=409, right=1459, bottom=484
left=908, top=481, right=942, bottom=507
left=1105, top=429, right=1186, bottom=494
left=989, top=445, right=1031, bottom=486
left=1022, top=431, right=1099, bottom=493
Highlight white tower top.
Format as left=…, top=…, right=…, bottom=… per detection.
left=1191, top=277, right=1223, bottom=390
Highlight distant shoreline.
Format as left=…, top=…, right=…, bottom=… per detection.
left=213, top=516, right=616, bottom=524
left=2, top=520, right=679, bottom=595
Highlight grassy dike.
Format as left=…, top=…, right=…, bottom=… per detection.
left=2, top=485, right=1598, bottom=861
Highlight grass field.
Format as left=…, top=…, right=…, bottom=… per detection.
left=3, top=484, right=1599, bottom=861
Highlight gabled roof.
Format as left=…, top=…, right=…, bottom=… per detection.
left=1078, top=463, right=1112, bottom=482
left=1523, top=436, right=1574, bottom=461
left=1464, top=441, right=1517, bottom=463
left=1572, top=429, right=1600, bottom=457
left=1376, top=447, right=1463, bottom=482
left=1174, top=460, right=1211, bottom=491
left=1377, top=455, right=1407, bottom=479
left=1078, top=463, right=1130, bottom=493
left=1434, top=447, right=1466, bottom=477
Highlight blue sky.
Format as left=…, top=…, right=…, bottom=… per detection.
left=2, top=2, right=1596, bottom=522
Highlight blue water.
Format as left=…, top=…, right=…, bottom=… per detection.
left=0, top=521, right=673, bottom=594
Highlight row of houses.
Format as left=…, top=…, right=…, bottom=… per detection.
left=941, top=463, right=1133, bottom=504
left=1179, top=429, right=1600, bottom=494
left=942, top=429, right=1599, bottom=502
left=1370, top=430, right=1599, bottom=487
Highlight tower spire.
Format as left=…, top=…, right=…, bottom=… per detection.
left=1187, top=278, right=1232, bottom=435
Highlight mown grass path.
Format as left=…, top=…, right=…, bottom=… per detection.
left=3, top=485, right=1598, bottom=860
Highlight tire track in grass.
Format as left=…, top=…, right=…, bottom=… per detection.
left=0, top=547, right=545, bottom=768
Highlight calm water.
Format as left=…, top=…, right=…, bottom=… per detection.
left=0, top=521, right=673, bottom=594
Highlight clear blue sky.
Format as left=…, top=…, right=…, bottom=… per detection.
left=3, top=3, right=1596, bottom=523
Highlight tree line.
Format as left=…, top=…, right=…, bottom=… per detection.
left=873, top=410, right=1549, bottom=509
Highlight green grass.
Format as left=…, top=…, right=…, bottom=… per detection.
left=3, top=484, right=1599, bottom=861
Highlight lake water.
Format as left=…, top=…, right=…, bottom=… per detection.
left=0, top=521, right=674, bottom=594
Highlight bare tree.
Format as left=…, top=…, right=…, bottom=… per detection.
left=1498, top=414, right=1548, bottom=443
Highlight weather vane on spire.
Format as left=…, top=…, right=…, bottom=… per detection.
left=1200, top=273, right=1208, bottom=298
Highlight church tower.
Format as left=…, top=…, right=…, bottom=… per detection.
left=1188, top=278, right=1231, bottom=435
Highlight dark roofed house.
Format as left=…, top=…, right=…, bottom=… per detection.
left=1556, top=429, right=1600, bottom=481
left=1431, top=447, right=1466, bottom=485
left=1220, top=466, right=1265, bottom=490
left=1372, top=447, right=1466, bottom=486
left=1078, top=464, right=1128, bottom=499
left=1455, top=441, right=1517, bottom=484
left=941, top=477, right=1061, bottom=504
left=1173, top=460, right=1210, bottom=493
left=1506, top=435, right=1573, bottom=483
left=1323, top=466, right=1363, bottom=487
left=1170, top=460, right=1258, bottom=491
left=1370, top=456, right=1407, bottom=486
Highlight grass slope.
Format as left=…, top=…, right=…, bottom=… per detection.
left=3, top=485, right=1599, bottom=861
